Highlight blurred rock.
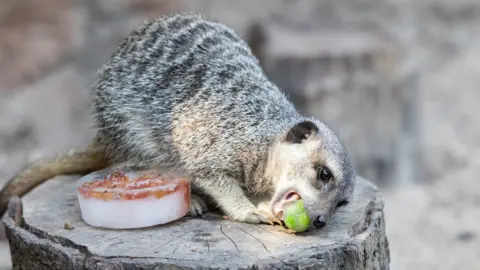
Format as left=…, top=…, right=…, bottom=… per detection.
left=127, top=0, right=178, bottom=18
left=0, top=0, right=85, bottom=91
left=457, top=231, right=476, bottom=242
left=248, top=18, right=402, bottom=185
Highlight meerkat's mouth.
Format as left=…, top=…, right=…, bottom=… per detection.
left=272, top=190, right=301, bottom=218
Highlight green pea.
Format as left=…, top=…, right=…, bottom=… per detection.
left=283, top=200, right=310, bottom=232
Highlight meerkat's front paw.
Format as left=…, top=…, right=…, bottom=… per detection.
left=257, top=209, right=284, bottom=226
left=188, top=194, right=209, bottom=216
left=230, top=208, right=283, bottom=226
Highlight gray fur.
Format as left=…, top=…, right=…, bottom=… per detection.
left=91, top=13, right=355, bottom=227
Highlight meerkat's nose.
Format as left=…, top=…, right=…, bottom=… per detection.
left=313, top=215, right=326, bottom=229
left=273, top=191, right=301, bottom=218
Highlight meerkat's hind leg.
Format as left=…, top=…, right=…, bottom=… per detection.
left=192, top=174, right=282, bottom=225
left=188, top=194, right=209, bottom=216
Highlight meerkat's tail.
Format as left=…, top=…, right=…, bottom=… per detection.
left=0, top=139, right=109, bottom=216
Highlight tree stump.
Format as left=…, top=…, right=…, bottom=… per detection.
left=2, top=175, right=389, bottom=269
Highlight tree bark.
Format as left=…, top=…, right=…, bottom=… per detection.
left=3, top=175, right=389, bottom=270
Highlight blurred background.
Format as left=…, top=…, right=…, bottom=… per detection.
left=1, top=0, right=479, bottom=269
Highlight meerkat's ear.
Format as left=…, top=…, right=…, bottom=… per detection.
left=285, top=120, right=319, bottom=144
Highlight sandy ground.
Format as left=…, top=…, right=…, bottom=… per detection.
left=0, top=31, right=479, bottom=270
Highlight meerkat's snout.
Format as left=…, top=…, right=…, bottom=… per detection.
left=270, top=188, right=331, bottom=230
left=313, top=214, right=327, bottom=229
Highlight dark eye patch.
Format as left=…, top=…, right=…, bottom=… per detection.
left=336, top=200, right=349, bottom=208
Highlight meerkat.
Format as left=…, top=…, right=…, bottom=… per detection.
left=0, top=13, right=355, bottom=230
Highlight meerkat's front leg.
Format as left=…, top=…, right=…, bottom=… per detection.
left=191, top=174, right=282, bottom=225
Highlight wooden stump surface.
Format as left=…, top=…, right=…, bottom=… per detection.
left=3, top=175, right=389, bottom=270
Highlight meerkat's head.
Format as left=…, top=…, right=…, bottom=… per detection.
left=267, top=118, right=355, bottom=231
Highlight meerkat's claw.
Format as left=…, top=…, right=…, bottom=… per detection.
left=188, top=194, right=209, bottom=217
left=274, top=226, right=297, bottom=234
left=257, top=210, right=283, bottom=226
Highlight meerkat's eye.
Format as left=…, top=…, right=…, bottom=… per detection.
left=317, top=167, right=333, bottom=182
